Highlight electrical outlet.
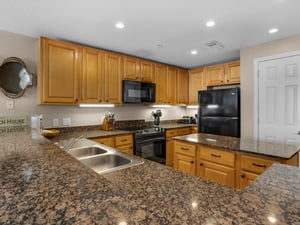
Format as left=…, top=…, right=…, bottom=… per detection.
left=62, top=117, right=71, bottom=126
left=53, top=118, right=59, bottom=127
left=6, top=100, right=14, bottom=109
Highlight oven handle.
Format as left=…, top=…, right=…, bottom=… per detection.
left=135, top=137, right=166, bottom=144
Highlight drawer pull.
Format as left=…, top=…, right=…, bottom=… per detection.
left=252, top=163, right=267, bottom=168
left=211, top=153, right=221, bottom=158
left=181, top=147, right=189, bottom=151
left=241, top=174, right=245, bottom=178
left=121, top=139, right=128, bottom=142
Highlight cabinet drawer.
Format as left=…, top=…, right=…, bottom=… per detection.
left=241, top=155, right=274, bottom=174
left=115, top=134, right=133, bottom=146
left=199, top=146, right=235, bottom=167
left=116, top=144, right=133, bottom=155
left=177, top=127, right=190, bottom=136
left=166, top=129, right=178, bottom=138
left=90, top=136, right=115, bottom=147
left=174, top=141, right=196, bottom=156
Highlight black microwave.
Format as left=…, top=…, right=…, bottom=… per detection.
left=122, top=80, right=155, bottom=103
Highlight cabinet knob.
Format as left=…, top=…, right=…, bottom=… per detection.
left=141, top=77, right=144, bottom=80
left=106, top=100, right=109, bottom=102
left=199, top=163, right=204, bottom=166
left=99, top=99, right=102, bottom=102
left=241, top=174, right=245, bottom=178
left=75, top=99, right=78, bottom=102
left=136, top=77, right=139, bottom=79
left=190, top=161, right=194, bottom=164
left=227, top=79, right=230, bottom=82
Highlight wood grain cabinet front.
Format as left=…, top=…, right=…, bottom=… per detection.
left=174, top=141, right=196, bottom=175
left=90, top=136, right=115, bottom=147
left=188, top=67, right=206, bottom=105
left=123, top=56, right=154, bottom=82
left=115, top=134, right=133, bottom=155
left=39, top=37, right=81, bottom=104
left=197, top=146, right=235, bottom=188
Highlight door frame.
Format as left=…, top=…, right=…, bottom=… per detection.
left=253, top=50, right=300, bottom=139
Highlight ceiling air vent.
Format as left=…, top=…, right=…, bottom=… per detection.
left=205, top=40, right=224, bottom=49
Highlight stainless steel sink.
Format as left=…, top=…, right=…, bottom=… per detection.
left=67, top=146, right=107, bottom=159
left=80, top=154, right=131, bottom=173
left=57, top=138, right=143, bottom=174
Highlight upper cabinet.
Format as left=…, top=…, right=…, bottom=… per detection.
left=123, top=56, right=154, bottom=83
left=188, top=67, right=206, bottom=105
left=82, top=47, right=105, bottom=103
left=104, top=52, right=122, bottom=104
left=39, top=37, right=122, bottom=105
left=39, top=37, right=81, bottom=104
left=206, top=61, right=240, bottom=87
left=155, top=64, right=178, bottom=105
left=177, top=68, right=188, bottom=105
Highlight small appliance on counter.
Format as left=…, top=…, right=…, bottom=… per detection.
left=181, top=116, right=196, bottom=124
left=152, top=110, right=162, bottom=126
left=102, top=111, right=115, bottom=131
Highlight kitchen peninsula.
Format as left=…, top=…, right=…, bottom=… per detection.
left=0, top=126, right=299, bottom=224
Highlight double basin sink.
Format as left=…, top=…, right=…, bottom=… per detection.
left=57, top=138, right=143, bottom=174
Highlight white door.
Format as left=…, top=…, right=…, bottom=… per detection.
left=258, top=54, right=300, bottom=145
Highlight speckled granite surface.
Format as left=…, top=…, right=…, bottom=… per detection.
left=174, top=133, right=300, bottom=159
left=1, top=127, right=299, bottom=224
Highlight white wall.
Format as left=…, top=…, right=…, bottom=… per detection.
left=0, top=30, right=194, bottom=128
left=240, top=35, right=300, bottom=137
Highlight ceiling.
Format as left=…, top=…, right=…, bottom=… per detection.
left=1, top=0, right=300, bottom=69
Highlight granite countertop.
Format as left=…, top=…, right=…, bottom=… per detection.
left=1, top=127, right=299, bottom=224
left=173, top=133, right=300, bottom=159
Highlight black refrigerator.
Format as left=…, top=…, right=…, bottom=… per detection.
left=198, top=87, right=240, bottom=137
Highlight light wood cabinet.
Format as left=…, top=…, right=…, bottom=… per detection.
left=115, top=134, right=133, bottom=155
left=81, top=47, right=105, bottom=103
left=155, top=63, right=167, bottom=104
left=197, top=146, right=235, bottom=188
left=90, top=136, right=115, bottom=147
left=188, top=67, right=206, bottom=105
left=123, top=56, right=154, bottom=82
left=206, top=61, right=240, bottom=87
left=90, top=134, right=133, bottom=155
left=174, top=141, right=196, bottom=175
left=39, top=37, right=81, bottom=104
left=166, top=127, right=194, bottom=167
left=177, top=69, right=189, bottom=105
left=167, top=66, right=177, bottom=105
left=104, top=52, right=122, bottom=104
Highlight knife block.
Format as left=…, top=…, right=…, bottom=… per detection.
left=102, top=118, right=115, bottom=131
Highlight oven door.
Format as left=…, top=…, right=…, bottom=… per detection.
left=135, top=136, right=166, bottom=164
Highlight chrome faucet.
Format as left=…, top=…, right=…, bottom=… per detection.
left=63, top=135, right=84, bottom=151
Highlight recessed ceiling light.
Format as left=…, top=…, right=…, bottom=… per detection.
left=206, top=20, right=215, bottom=27
left=269, top=28, right=278, bottom=34
left=191, top=50, right=198, bottom=55
left=115, top=22, right=125, bottom=29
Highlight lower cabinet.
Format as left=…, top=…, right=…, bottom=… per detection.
left=173, top=141, right=196, bottom=175
left=197, top=146, right=235, bottom=188
left=89, top=134, right=133, bottom=155
left=197, top=160, right=235, bottom=188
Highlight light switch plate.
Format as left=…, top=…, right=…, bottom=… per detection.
left=62, top=118, right=71, bottom=126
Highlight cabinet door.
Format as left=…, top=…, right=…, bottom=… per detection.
left=224, top=61, right=240, bottom=84
left=188, top=67, right=206, bottom=105
left=237, top=170, right=259, bottom=189
left=155, top=63, right=167, bottom=103
left=123, top=56, right=140, bottom=81
left=167, top=66, right=177, bottom=105
left=115, top=134, right=133, bottom=147
left=105, top=52, right=122, bottom=104
left=174, top=153, right=196, bottom=175
left=39, top=37, right=81, bottom=104
left=205, top=64, right=224, bottom=86
left=140, top=60, right=154, bottom=82
left=166, top=139, right=175, bottom=167
left=197, top=160, right=235, bottom=188
left=90, top=136, right=115, bottom=147
left=82, top=47, right=104, bottom=103
left=177, top=69, right=188, bottom=105
left=116, top=144, right=133, bottom=155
